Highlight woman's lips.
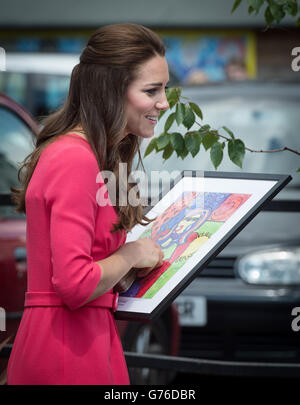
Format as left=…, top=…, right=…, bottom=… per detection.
left=146, top=115, right=158, bottom=124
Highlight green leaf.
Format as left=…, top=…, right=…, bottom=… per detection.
left=168, top=100, right=177, bottom=110
left=158, top=109, right=167, bottom=121
left=297, top=16, right=300, bottom=26
left=162, top=143, right=174, bottom=160
left=164, top=112, right=176, bottom=132
left=156, top=133, right=170, bottom=151
left=283, top=0, right=298, bottom=16
left=202, top=131, right=219, bottom=151
left=184, top=132, right=201, bottom=157
left=166, top=87, right=181, bottom=109
left=210, top=142, right=224, bottom=170
left=297, top=167, right=300, bottom=172
left=248, top=5, right=254, bottom=14
left=268, top=0, right=285, bottom=23
left=144, top=138, right=157, bottom=157
left=247, top=0, right=264, bottom=13
left=291, top=1, right=298, bottom=17
left=170, top=132, right=185, bottom=156
left=179, top=145, right=189, bottom=160
left=175, top=103, right=186, bottom=126
left=189, top=102, right=203, bottom=120
left=231, top=0, right=242, bottom=13
left=182, top=106, right=196, bottom=129
left=166, top=87, right=180, bottom=102
left=222, top=126, right=235, bottom=139
left=198, top=124, right=211, bottom=134
left=265, top=5, right=274, bottom=25
left=173, top=87, right=182, bottom=99
left=228, top=139, right=245, bottom=168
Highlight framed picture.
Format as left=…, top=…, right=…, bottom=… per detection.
left=115, top=171, right=291, bottom=321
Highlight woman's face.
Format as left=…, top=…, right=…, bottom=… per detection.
left=125, top=55, right=170, bottom=139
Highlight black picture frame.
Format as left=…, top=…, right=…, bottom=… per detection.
left=115, top=170, right=292, bottom=322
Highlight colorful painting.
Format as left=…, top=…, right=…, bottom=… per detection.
left=159, top=30, right=256, bottom=84
left=122, top=191, right=251, bottom=299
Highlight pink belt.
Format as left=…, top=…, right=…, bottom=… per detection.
left=24, top=291, right=119, bottom=312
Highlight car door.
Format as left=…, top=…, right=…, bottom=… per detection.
left=0, top=92, right=40, bottom=377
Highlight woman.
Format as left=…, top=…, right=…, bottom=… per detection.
left=7, top=23, right=169, bottom=385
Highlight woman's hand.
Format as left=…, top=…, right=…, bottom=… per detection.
left=133, top=238, right=164, bottom=277
left=86, top=238, right=164, bottom=302
left=134, top=238, right=164, bottom=268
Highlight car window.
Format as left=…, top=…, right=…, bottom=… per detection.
left=0, top=72, right=27, bottom=107
left=0, top=105, right=35, bottom=217
left=0, top=71, right=70, bottom=117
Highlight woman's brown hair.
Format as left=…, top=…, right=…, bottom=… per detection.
left=11, top=23, right=166, bottom=232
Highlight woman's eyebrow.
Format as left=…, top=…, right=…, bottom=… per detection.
left=145, top=82, right=163, bottom=86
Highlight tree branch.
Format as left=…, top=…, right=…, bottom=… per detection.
left=195, top=122, right=300, bottom=156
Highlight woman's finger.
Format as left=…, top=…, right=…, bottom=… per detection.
left=136, top=266, right=154, bottom=278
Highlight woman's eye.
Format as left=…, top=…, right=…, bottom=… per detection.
left=145, top=88, right=158, bottom=95
left=145, top=85, right=169, bottom=95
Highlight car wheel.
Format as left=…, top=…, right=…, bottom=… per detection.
left=123, top=319, right=173, bottom=385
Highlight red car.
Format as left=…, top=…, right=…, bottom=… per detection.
left=0, top=92, right=180, bottom=385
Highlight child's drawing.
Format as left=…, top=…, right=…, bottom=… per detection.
left=122, top=191, right=251, bottom=299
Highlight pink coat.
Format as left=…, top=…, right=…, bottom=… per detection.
left=7, top=134, right=130, bottom=385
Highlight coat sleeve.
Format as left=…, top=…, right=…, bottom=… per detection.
left=44, top=145, right=103, bottom=310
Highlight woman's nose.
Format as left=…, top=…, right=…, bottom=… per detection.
left=156, top=93, right=169, bottom=111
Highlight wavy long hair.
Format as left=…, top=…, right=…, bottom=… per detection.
left=11, top=23, right=166, bottom=232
